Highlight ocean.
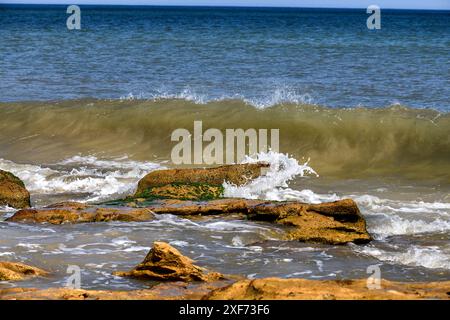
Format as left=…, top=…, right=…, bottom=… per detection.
left=0, top=5, right=449, bottom=290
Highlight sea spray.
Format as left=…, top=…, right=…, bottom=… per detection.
left=223, top=151, right=322, bottom=201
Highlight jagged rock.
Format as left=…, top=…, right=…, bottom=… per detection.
left=6, top=202, right=154, bottom=224
left=134, top=162, right=269, bottom=200
left=114, top=242, right=224, bottom=282
left=0, top=261, right=47, bottom=281
left=135, top=198, right=371, bottom=245
left=203, top=278, right=450, bottom=300
left=0, top=170, right=30, bottom=209
left=247, top=199, right=371, bottom=244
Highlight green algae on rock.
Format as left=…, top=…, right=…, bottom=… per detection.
left=133, top=162, right=269, bottom=200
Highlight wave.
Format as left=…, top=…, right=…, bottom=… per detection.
left=355, top=245, right=450, bottom=270
left=119, top=87, right=315, bottom=109
left=0, top=98, right=449, bottom=181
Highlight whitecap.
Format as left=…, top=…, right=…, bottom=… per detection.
left=356, top=245, right=450, bottom=270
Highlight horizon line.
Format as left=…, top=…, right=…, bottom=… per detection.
left=2, top=3, right=450, bottom=11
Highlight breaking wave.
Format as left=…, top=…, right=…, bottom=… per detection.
left=0, top=98, right=448, bottom=181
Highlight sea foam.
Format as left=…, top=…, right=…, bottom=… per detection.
left=0, top=156, right=164, bottom=202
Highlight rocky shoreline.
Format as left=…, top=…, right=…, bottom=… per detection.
left=0, top=242, right=449, bottom=300
left=0, top=164, right=449, bottom=300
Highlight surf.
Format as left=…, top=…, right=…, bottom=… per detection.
left=0, top=98, right=448, bottom=182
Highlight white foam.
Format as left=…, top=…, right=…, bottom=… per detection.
left=120, top=88, right=207, bottom=104
left=355, top=194, right=450, bottom=216
left=353, top=194, right=450, bottom=239
left=243, top=86, right=314, bottom=109
left=119, top=86, right=314, bottom=109
left=169, top=240, right=189, bottom=247
left=0, top=156, right=164, bottom=202
left=356, top=245, right=450, bottom=270
left=0, top=205, right=16, bottom=213
left=223, top=151, right=320, bottom=201
left=367, top=215, right=450, bottom=239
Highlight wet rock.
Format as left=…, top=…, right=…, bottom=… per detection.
left=7, top=198, right=371, bottom=244
left=138, top=198, right=371, bottom=245
left=114, top=241, right=224, bottom=282
left=203, top=278, right=450, bottom=300
left=134, top=162, right=269, bottom=200
left=6, top=202, right=154, bottom=224
left=247, top=199, right=372, bottom=245
left=0, top=261, right=47, bottom=281
left=0, top=281, right=226, bottom=300
left=142, top=198, right=260, bottom=216
left=0, top=170, right=30, bottom=209
left=3, top=278, right=449, bottom=300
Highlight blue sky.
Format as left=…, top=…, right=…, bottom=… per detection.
left=2, top=0, right=450, bottom=10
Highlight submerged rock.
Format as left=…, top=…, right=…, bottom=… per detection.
left=7, top=202, right=154, bottom=224
left=114, top=241, right=224, bottom=282
left=203, top=277, right=450, bottom=300
left=0, top=170, right=30, bottom=209
left=0, top=261, right=47, bottom=281
left=134, top=162, right=269, bottom=200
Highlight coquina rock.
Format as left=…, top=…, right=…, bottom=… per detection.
left=7, top=202, right=154, bottom=224
left=0, top=261, right=47, bottom=281
left=133, top=162, right=269, bottom=200
left=114, top=241, right=224, bottom=282
left=246, top=198, right=372, bottom=244
left=2, top=278, right=449, bottom=300
left=127, top=198, right=371, bottom=245
left=203, top=278, right=450, bottom=300
left=0, top=170, right=30, bottom=209
left=8, top=198, right=371, bottom=244
left=0, top=280, right=226, bottom=300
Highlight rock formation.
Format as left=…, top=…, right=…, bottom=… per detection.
left=8, top=198, right=371, bottom=244
left=203, top=277, right=450, bottom=300
left=132, top=198, right=371, bottom=245
left=134, top=162, right=269, bottom=200
left=2, top=278, right=449, bottom=300
left=114, top=241, right=224, bottom=282
left=0, top=261, right=47, bottom=281
left=0, top=170, right=30, bottom=209
left=7, top=202, right=154, bottom=224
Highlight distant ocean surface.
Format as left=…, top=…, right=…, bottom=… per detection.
left=0, top=5, right=449, bottom=110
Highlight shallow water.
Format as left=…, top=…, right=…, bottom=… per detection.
left=0, top=153, right=449, bottom=290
